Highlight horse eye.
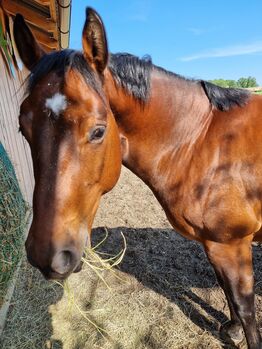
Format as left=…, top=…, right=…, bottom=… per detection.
left=89, top=126, right=106, bottom=143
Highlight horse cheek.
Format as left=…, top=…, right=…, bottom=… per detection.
left=101, top=116, right=122, bottom=193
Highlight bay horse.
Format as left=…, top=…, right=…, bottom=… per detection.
left=14, top=8, right=262, bottom=349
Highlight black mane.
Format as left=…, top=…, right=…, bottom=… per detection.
left=109, top=53, right=153, bottom=101
left=28, top=50, right=250, bottom=112
left=201, top=80, right=250, bottom=111
left=109, top=53, right=250, bottom=111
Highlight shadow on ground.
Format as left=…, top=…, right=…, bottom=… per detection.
left=89, top=226, right=262, bottom=348
left=1, top=227, right=261, bottom=349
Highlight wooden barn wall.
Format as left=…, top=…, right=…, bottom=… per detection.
left=0, top=54, right=34, bottom=204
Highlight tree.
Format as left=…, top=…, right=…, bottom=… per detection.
left=209, top=79, right=238, bottom=88
left=210, top=79, right=229, bottom=87
left=237, top=76, right=258, bottom=88
left=227, top=80, right=238, bottom=88
left=210, top=77, right=258, bottom=89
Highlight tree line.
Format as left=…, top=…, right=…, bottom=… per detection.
left=210, top=76, right=258, bottom=88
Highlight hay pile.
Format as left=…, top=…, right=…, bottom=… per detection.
left=0, top=142, right=29, bottom=305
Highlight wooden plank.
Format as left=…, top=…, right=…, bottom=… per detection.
left=0, top=62, right=31, bottom=201
left=0, top=55, right=34, bottom=203
left=27, top=23, right=59, bottom=49
left=49, top=0, right=58, bottom=40
left=39, top=42, right=56, bottom=51
left=49, top=0, right=57, bottom=21
left=2, top=0, right=56, bottom=32
left=33, top=0, right=51, bottom=5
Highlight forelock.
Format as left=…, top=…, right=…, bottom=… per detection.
left=26, top=49, right=104, bottom=100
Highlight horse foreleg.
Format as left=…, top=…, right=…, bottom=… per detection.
left=204, top=237, right=261, bottom=349
left=214, top=266, right=244, bottom=343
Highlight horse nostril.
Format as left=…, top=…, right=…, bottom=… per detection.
left=51, top=250, right=74, bottom=275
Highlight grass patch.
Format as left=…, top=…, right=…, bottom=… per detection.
left=0, top=143, right=29, bottom=306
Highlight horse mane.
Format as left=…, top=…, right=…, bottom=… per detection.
left=27, top=50, right=250, bottom=112
left=109, top=53, right=250, bottom=111
left=200, top=80, right=250, bottom=111
left=109, top=53, right=153, bottom=101
left=26, top=49, right=103, bottom=98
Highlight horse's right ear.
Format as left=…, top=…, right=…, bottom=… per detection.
left=82, top=7, right=108, bottom=74
left=13, top=14, right=45, bottom=71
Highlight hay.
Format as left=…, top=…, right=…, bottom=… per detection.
left=0, top=259, right=63, bottom=349
left=48, top=229, right=228, bottom=349
left=55, top=228, right=127, bottom=338
left=81, top=228, right=127, bottom=289
left=0, top=142, right=29, bottom=305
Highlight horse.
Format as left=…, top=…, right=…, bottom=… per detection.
left=13, top=8, right=262, bottom=349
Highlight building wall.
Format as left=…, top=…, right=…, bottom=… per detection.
left=0, top=54, right=34, bottom=203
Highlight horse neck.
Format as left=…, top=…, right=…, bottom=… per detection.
left=104, top=68, right=212, bottom=192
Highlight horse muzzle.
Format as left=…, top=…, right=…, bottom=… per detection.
left=25, top=237, right=84, bottom=280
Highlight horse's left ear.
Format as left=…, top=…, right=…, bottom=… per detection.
left=82, top=7, right=108, bottom=74
left=13, top=14, right=45, bottom=71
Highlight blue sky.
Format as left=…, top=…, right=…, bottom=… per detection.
left=70, top=1, right=262, bottom=84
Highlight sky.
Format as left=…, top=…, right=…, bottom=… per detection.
left=70, top=1, right=262, bottom=85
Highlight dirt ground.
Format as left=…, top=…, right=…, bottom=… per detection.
left=1, top=167, right=262, bottom=349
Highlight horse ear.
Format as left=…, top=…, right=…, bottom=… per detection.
left=13, top=14, right=45, bottom=71
left=82, top=7, right=108, bottom=74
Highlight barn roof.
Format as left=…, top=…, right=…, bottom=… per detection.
left=1, top=0, right=71, bottom=51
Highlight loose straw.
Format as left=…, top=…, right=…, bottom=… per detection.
left=55, top=228, right=127, bottom=336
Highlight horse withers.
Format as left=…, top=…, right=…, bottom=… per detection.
left=14, top=8, right=262, bottom=349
